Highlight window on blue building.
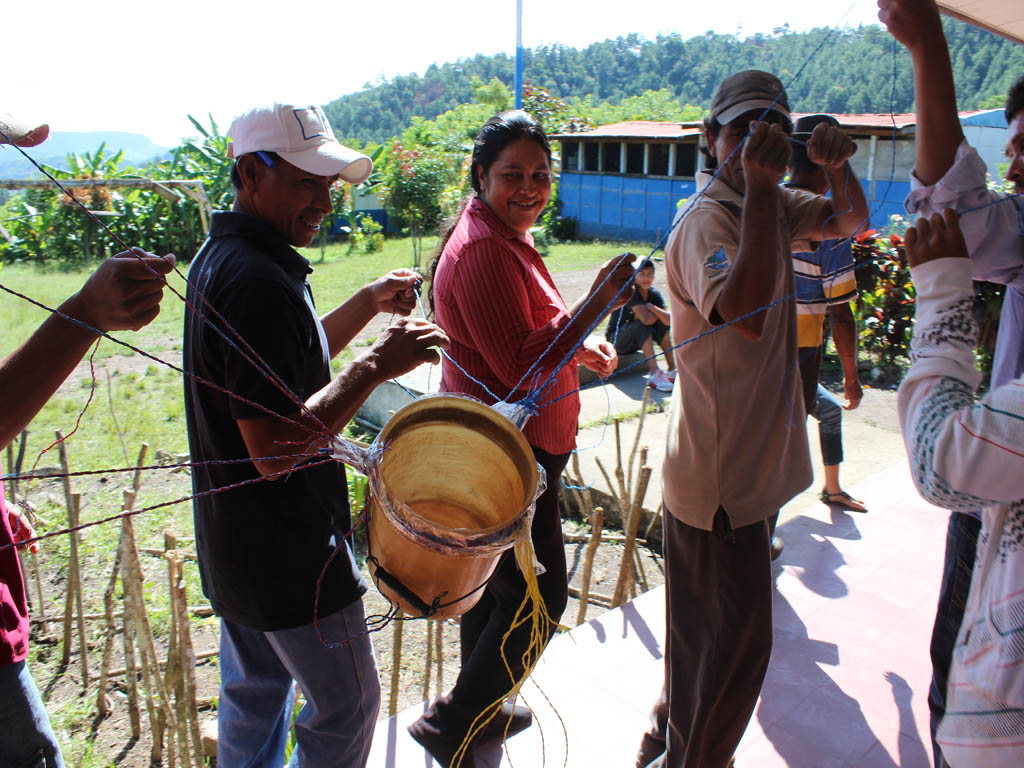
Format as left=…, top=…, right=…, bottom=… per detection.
left=584, top=142, right=599, bottom=171
left=626, top=143, right=644, bottom=174
left=563, top=141, right=579, bottom=171
left=675, top=144, right=697, bottom=177
left=649, top=143, right=670, bottom=176
left=603, top=142, right=621, bottom=173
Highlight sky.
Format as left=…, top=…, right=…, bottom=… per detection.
left=5, top=0, right=883, bottom=147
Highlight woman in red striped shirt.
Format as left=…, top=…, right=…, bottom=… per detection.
left=409, top=110, right=634, bottom=766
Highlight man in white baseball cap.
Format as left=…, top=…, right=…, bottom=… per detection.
left=1, top=109, right=175, bottom=768
left=183, top=103, right=448, bottom=767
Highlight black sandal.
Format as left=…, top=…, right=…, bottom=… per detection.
left=820, top=488, right=867, bottom=513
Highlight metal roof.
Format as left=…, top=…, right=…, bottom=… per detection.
left=938, top=0, right=1024, bottom=46
left=550, top=112, right=998, bottom=142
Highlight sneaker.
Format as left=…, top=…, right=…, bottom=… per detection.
left=666, top=369, right=677, bottom=382
left=648, top=370, right=673, bottom=392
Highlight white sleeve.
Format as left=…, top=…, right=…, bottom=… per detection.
left=906, top=141, right=1024, bottom=289
left=899, top=258, right=1024, bottom=508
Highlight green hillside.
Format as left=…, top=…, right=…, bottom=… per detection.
left=324, top=18, right=1024, bottom=144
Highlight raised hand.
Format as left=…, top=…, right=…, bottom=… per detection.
left=588, top=252, right=638, bottom=312
left=65, top=249, right=175, bottom=333
left=904, top=209, right=969, bottom=268
left=741, top=121, right=790, bottom=189
left=806, top=122, right=857, bottom=169
left=877, top=0, right=944, bottom=52
left=579, top=338, right=618, bottom=378
left=368, top=317, right=450, bottom=381
left=367, top=269, right=422, bottom=316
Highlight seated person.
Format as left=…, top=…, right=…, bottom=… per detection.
left=604, top=260, right=675, bottom=390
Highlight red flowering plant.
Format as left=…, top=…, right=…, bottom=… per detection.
left=852, top=213, right=1002, bottom=387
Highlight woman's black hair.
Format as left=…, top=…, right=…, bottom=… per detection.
left=426, top=110, right=551, bottom=313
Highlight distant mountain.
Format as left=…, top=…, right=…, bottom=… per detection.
left=0, top=131, right=171, bottom=180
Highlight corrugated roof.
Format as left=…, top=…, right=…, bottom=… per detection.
left=938, top=0, right=1024, bottom=46
left=551, top=111, right=994, bottom=141
left=549, top=122, right=703, bottom=140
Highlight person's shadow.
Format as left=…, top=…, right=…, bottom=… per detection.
left=756, top=514, right=930, bottom=766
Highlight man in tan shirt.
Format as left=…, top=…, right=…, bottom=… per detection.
left=636, top=71, right=867, bottom=768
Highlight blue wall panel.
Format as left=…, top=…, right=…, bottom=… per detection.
left=560, top=171, right=909, bottom=242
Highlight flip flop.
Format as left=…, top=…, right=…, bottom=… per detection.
left=820, top=488, right=867, bottom=513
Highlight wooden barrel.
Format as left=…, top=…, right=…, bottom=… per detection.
left=366, top=395, right=539, bottom=619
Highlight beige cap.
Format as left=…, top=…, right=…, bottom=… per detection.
left=710, top=70, right=790, bottom=126
left=0, top=111, right=50, bottom=147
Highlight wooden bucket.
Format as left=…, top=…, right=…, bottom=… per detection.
left=365, top=395, right=539, bottom=619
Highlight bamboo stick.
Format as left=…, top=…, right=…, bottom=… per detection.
left=96, top=545, right=123, bottom=716
left=613, top=466, right=652, bottom=607
left=57, top=433, right=75, bottom=668
left=174, top=564, right=203, bottom=767
left=567, top=585, right=613, bottom=606
left=434, top=619, right=443, bottom=696
left=576, top=506, right=604, bottom=625
left=389, top=611, right=404, bottom=716
left=164, top=536, right=190, bottom=765
left=422, top=619, right=433, bottom=699
left=70, top=492, right=89, bottom=686
left=121, top=608, right=141, bottom=738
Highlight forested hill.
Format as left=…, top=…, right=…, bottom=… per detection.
left=324, top=17, right=1024, bottom=144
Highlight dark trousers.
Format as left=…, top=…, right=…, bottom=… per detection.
left=423, top=446, right=570, bottom=741
left=928, top=511, right=981, bottom=768
left=637, top=506, right=774, bottom=768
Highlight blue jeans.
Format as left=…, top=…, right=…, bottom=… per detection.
left=928, top=512, right=981, bottom=768
left=810, top=384, right=843, bottom=466
left=217, top=599, right=380, bottom=768
left=0, top=660, right=64, bottom=768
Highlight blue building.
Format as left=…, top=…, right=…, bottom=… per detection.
left=550, top=111, right=1008, bottom=243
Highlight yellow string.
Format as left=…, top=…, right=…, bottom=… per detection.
left=450, top=536, right=567, bottom=767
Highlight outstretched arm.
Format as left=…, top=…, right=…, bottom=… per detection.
left=320, top=269, right=421, bottom=358
left=878, top=0, right=964, bottom=185
left=237, top=317, right=449, bottom=476
left=0, top=250, right=175, bottom=449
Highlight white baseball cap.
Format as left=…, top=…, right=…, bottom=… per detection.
left=0, top=111, right=50, bottom=147
left=227, top=103, right=372, bottom=184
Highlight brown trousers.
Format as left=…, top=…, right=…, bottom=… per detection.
left=637, top=505, right=774, bottom=768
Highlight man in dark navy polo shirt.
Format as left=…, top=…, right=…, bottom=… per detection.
left=183, top=102, right=448, bottom=768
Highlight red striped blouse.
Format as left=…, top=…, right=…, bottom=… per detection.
left=433, top=198, right=582, bottom=455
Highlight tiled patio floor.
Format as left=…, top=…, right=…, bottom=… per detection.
left=368, top=459, right=945, bottom=767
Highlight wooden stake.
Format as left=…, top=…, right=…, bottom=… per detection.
left=173, top=558, right=203, bottom=767
left=122, top=607, right=141, bottom=738
left=422, top=620, right=434, bottom=699
left=57, top=432, right=75, bottom=669
left=435, top=619, right=443, bottom=696
left=576, top=506, right=604, bottom=625
left=613, top=466, right=652, bottom=607
left=389, top=611, right=404, bottom=716
left=69, top=492, right=89, bottom=686
left=96, top=544, right=123, bottom=716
